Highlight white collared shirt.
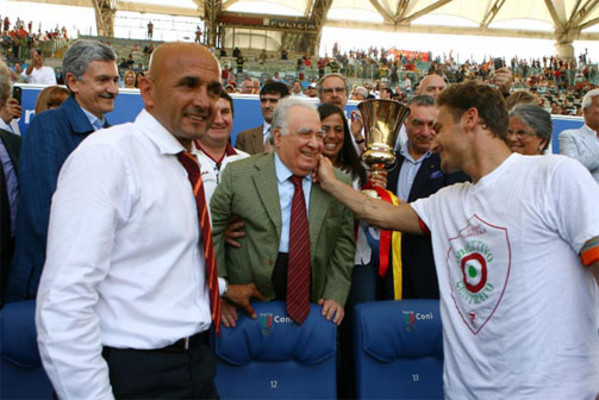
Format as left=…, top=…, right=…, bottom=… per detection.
left=262, top=122, right=271, bottom=145
left=36, top=109, right=213, bottom=400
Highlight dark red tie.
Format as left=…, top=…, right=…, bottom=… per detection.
left=286, top=175, right=311, bottom=324
left=177, top=151, right=221, bottom=335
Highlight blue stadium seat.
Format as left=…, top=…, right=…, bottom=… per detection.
left=213, top=301, right=337, bottom=399
left=0, top=300, right=53, bottom=399
left=354, top=300, right=443, bottom=399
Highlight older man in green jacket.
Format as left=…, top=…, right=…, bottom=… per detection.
left=211, top=97, right=355, bottom=327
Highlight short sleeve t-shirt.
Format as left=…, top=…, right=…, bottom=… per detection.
left=411, top=153, right=599, bottom=399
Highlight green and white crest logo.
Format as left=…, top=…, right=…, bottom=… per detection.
left=447, top=215, right=512, bottom=335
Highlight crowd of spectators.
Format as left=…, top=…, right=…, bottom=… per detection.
left=217, top=43, right=598, bottom=117
left=2, top=18, right=599, bottom=117
left=1, top=16, right=69, bottom=63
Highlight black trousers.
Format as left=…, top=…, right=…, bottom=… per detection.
left=102, top=335, right=218, bottom=399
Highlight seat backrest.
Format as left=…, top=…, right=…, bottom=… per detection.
left=0, top=300, right=53, bottom=399
left=354, top=299, right=443, bottom=399
left=213, top=301, right=337, bottom=399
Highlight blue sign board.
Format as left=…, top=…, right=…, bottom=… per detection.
left=14, top=84, right=582, bottom=153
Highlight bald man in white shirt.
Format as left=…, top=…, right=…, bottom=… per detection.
left=36, top=42, right=223, bottom=399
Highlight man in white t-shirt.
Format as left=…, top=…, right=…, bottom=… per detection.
left=22, top=49, right=57, bottom=85
left=316, top=81, right=599, bottom=399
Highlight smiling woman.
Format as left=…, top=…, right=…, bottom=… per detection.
left=507, top=104, right=553, bottom=155
left=317, top=102, right=365, bottom=185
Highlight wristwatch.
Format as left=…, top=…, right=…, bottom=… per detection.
left=221, top=279, right=229, bottom=298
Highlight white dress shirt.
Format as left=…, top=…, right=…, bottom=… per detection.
left=262, top=122, right=271, bottom=145
left=36, top=109, right=213, bottom=400
left=351, top=176, right=378, bottom=266
left=21, top=65, right=57, bottom=85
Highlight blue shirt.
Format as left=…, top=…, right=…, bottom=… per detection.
left=396, top=142, right=431, bottom=201
left=274, top=152, right=311, bottom=253
left=80, top=107, right=107, bottom=131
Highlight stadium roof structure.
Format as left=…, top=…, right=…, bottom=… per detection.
left=10, top=0, right=599, bottom=55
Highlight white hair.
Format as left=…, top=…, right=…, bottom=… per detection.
left=270, top=97, right=317, bottom=137
left=582, top=88, right=599, bottom=110
left=0, top=60, right=12, bottom=106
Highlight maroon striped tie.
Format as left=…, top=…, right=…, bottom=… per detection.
left=286, top=175, right=311, bottom=324
left=177, top=151, right=221, bottom=335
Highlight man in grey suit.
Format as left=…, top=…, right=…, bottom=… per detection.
left=212, top=97, right=355, bottom=327
left=235, top=81, right=289, bottom=154
left=559, top=88, right=599, bottom=183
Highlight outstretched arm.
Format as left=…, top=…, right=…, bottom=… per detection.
left=316, top=155, right=422, bottom=234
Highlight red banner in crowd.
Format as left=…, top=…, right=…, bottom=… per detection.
left=387, top=48, right=429, bottom=62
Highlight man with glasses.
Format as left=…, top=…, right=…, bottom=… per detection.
left=317, top=73, right=366, bottom=150
left=235, top=81, right=289, bottom=154
left=211, top=97, right=355, bottom=328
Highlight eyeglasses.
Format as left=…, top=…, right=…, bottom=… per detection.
left=507, top=128, right=537, bottom=139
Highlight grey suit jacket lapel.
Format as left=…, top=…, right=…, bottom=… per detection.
left=253, top=153, right=282, bottom=238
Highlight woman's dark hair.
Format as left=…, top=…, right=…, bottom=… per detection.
left=318, top=103, right=366, bottom=185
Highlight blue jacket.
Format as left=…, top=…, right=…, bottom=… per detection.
left=6, top=95, right=107, bottom=301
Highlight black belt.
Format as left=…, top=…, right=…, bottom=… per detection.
left=170, top=331, right=207, bottom=350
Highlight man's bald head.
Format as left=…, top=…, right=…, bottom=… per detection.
left=147, top=42, right=219, bottom=81
left=417, top=74, right=447, bottom=98
left=140, top=42, right=222, bottom=150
